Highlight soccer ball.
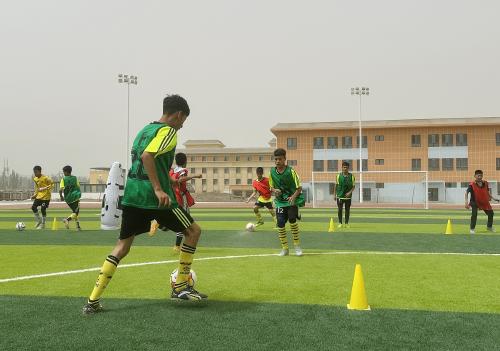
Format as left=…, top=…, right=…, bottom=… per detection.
left=246, top=222, right=256, bottom=232
left=170, top=268, right=197, bottom=288
left=16, top=222, right=26, bottom=231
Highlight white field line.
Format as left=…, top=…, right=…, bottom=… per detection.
left=2, top=250, right=500, bottom=284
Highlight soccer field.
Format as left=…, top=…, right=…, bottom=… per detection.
left=2, top=207, right=500, bottom=350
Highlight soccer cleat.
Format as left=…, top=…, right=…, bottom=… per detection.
left=191, top=288, right=208, bottom=299
left=255, top=221, right=264, bottom=227
left=82, top=302, right=104, bottom=315
left=345, top=224, right=351, bottom=229
left=172, top=245, right=181, bottom=253
left=470, top=229, right=475, bottom=234
left=487, top=227, right=496, bottom=233
left=279, top=248, right=289, bottom=256
left=63, top=219, right=70, bottom=229
left=294, top=246, right=303, bottom=256
left=337, top=224, right=343, bottom=229
left=171, top=286, right=207, bottom=301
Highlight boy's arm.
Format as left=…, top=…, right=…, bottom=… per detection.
left=178, top=174, right=202, bottom=183
left=288, top=169, right=302, bottom=204
left=31, top=181, right=38, bottom=200
left=465, top=186, right=471, bottom=209
left=59, top=179, right=65, bottom=201
left=142, top=152, right=170, bottom=207
left=246, top=190, right=258, bottom=203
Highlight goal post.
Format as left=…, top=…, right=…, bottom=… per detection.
left=310, top=170, right=429, bottom=209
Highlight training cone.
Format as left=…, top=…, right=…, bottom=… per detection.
left=52, top=217, right=58, bottom=231
left=347, top=264, right=371, bottom=311
left=328, top=217, right=335, bottom=232
left=445, top=218, right=453, bottom=235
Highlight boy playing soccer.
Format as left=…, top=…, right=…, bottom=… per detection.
left=31, top=166, right=54, bottom=229
left=246, top=167, right=276, bottom=227
left=269, top=148, right=305, bottom=256
left=333, top=161, right=356, bottom=228
left=59, top=165, right=82, bottom=231
left=465, top=169, right=499, bottom=234
left=82, top=95, right=207, bottom=315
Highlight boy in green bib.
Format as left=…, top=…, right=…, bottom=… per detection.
left=59, top=165, right=82, bottom=230
left=333, top=161, right=356, bottom=228
left=269, top=148, right=305, bottom=256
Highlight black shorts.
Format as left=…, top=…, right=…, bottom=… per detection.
left=119, top=205, right=194, bottom=239
left=276, top=205, right=299, bottom=227
left=32, top=199, right=50, bottom=208
left=68, top=201, right=80, bottom=214
left=337, top=198, right=352, bottom=208
left=255, top=201, right=273, bottom=209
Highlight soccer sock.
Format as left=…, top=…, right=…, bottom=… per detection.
left=41, top=216, right=46, bottom=224
left=277, top=227, right=289, bottom=250
left=34, top=212, right=40, bottom=222
left=174, top=244, right=196, bottom=292
left=88, top=255, right=119, bottom=304
left=255, top=212, right=263, bottom=223
left=290, top=222, right=300, bottom=246
left=175, top=232, right=183, bottom=247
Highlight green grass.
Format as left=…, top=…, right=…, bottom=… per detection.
left=2, top=207, right=500, bottom=350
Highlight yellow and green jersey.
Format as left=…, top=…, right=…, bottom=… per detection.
left=122, top=122, right=178, bottom=209
left=60, top=176, right=81, bottom=204
left=269, top=166, right=305, bottom=208
left=33, top=175, right=53, bottom=200
left=336, top=172, right=355, bottom=199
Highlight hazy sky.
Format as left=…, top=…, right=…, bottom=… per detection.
left=1, top=0, right=499, bottom=176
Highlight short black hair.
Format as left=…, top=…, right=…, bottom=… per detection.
left=163, top=94, right=190, bottom=116
left=274, top=148, right=286, bottom=158
left=63, top=165, right=72, bottom=174
left=175, top=152, right=187, bottom=167
left=256, top=167, right=264, bottom=174
left=33, top=165, right=41, bottom=172
left=474, top=169, right=483, bottom=175
left=342, top=161, right=350, bottom=167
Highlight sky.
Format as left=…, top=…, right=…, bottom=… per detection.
left=1, top=0, right=499, bottom=177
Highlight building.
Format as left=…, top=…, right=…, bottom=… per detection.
left=177, top=139, right=276, bottom=196
left=271, top=117, right=500, bottom=205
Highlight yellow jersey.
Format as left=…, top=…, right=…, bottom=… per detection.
left=33, top=175, right=54, bottom=200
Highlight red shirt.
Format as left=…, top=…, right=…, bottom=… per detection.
left=252, top=177, right=272, bottom=201
left=469, top=181, right=492, bottom=210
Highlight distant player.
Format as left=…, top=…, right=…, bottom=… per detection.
left=59, top=165, right=82, bottom=231
left=31, top=166, right=54, bottom=229
left=465, top=169, right=499, bottom=234
left=83, top=95, right=207, bottom=315
left=269, top=148, right=305, bottom=256
left=333, top=161, right=356, bottom=228
left=246, top=167, right=276, bottom=227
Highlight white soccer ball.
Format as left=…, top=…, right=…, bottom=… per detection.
left=170, top=268, right=197, bottom=288
left=246, top=222, right=256, bottom=232
left=16, top=222, right=26, bottom=231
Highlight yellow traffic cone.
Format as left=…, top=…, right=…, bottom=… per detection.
left=52, top=217, right=58, bottom=231
left=347, top=264, right=371, bottom=311
left=328, top=217, right=335, bottom=232
left=445, top=219, right=453, bottom=235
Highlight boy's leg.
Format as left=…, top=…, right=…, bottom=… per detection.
left=485, top=209, right=494, bottom=230
left=337, top=199, right=343, bottom=226
left=40, top=201, right=49, bottom=229
left=32, top=200, right=42, bottom=228
left=470, top=204, right=478, bottom=229
left=254, top=204, right=264, bottom=225
left=345, top=199, right=352, bottom=225
left=288, top=206, right=302, bottom=256
left=276, top=207, right=289, bottom=256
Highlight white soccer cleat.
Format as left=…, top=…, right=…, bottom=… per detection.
left=294, top=246, right=303, bottom=257
left=487, top=227, right=496, bottom=233
left=279, top=249, right=289, bottom=257
left=470, top=229, right=475, bottom=234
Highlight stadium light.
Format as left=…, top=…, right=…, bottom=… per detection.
left=118, top=74, right=138, bottom=174
left=351, top=86, right=370, bottom=203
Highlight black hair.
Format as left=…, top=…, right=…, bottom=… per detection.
left=256, top=167, right=264, bottom=174
left=163, top=94, right=190, bottom=116
left=342, top=161, right=350, bottom=167
left=33, top=165, right=41, bottom=172
left=273, top=148, right=286, bottom=158
left=63, top=165, right=72, bottom=174
left=474, top=169, right=483, bottom=175
left=175, top=153, right=187, bottom=167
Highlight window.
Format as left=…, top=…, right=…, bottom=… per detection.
left=247, top=167, right=252, bottom=173
left=270, top=155, right=274, bottom=161
left=213, top=168, right=218, bottom=175
left=343, top=160, right=353, bottom=171
left=327, top=137, right=338, bottom=149
left=497, top=158, right=500, bottom=170
left=428, top=158, right=440, bottom=171
left=327, top=160, right=338, bottom=172
left=236, top=167, right=240, bottom=174
left=235, top=156, right=240, bottom=161
left=202, top=156, right=207, bottom=162
left=224, top=168, right=229, bottom=174
left=412, top=159, right=421, bottom=171
left=442, top=158, right=453, bottom=171
left=456, top=158, right=468, bottom=170
left=288, top=160, right=297, bottom=166
left=213, top=179, right=218, bottom=186
left=411, top=135, right=421, bottom=147
left=191, top=168, right=196, bottom=174
left=287, top=138, right=297, bottom=149
left=342, top=136, right=352, bottom=149
left=428, top=134, right=439, bottom=147
left=496, top=133, right=500, bottom=146
left=442, top=134, right=453, bottom=147
left=259, top=156, right=263, bottom=161
left=313, top=137, right=324, bottom=149
left=356, top=159, right=368, bottom=171
left=247, top=179, right=252, bottom=185
left=190, top=156, right=196, bottom=162
left=375, top=159, right=384, bottom=165
left=202, top=168, right=207, bottom=174
left=202, top=179, right=206, bottom=185
left=224, top=156, right=228, bottom=161
left=356, top=135, right=368, bottom=148
left=213, top=156, right=217, bottom=161
left=224, top=179, right=229, bottom=185
left=247, top=156, right=252, bottom=161
left=313, top=160, right=324, bottom=172
left=236, top=179, right=241, bottom=185
left=445, top=182, right=457, bottom=188
left=329, top=183, right=335, bottom=195
left=376, top=183, right=384, bottom=189
left=460, top=182, right=469, bottom=188
left=456, top=134, right=467, bottom=146
left=375, top=135, right=384, bottom=141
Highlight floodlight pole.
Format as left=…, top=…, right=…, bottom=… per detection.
left=118, top=74, right=138, bottom=175
left=351, top=87, right=369, bottom=203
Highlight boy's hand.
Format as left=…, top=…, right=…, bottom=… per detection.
left=465, top=203, right=470, bottom=209
left=31, top=195, right=36, bottom=200
left=60, top=196, right=64, bottom=202
left=288, top=195, right=297, bottom=205
left=194, top=174, right=202, bottom=179
left=154, top=189, right=170, bottom=208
